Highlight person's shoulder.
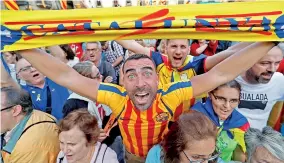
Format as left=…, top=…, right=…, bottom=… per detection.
left=162, top=81, right=192, bottom=93
left=272, top=72, right=284, bottom=80
left=15, top=111, right=59, bottom=152
left=102, top=60, right=112, bottom=67
left=146, top=144, right=162, bottom=163
left=99, top=83, right=126, bottom=92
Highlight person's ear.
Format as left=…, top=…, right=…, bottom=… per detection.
left=12, top=105, right=23, bottom=117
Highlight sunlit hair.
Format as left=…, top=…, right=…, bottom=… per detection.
left=58, top=109, right=100, bottom=144
left=1, top=86, right=33, bottom=113
left=86, top=41, right=102, bottom=49
left=161, top=111, right=217, bottom=163
left=211, top=80, right=241, bottom=94
left=245, top=126, right=284, bottom=162
left=73, top=61, right=94, bottom=79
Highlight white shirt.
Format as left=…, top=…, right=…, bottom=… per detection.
left=56, top=142, right=118, bottom=163
left=67, top=57, right=79, bottom=68
left=236, top=73, right=284, bottom=130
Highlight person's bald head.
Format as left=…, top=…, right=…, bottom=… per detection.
left=246, top=45, right=283, bottom=84
left=16, top=58, right=45, bottom=86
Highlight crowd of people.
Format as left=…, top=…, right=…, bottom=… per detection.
left=1, top=0, right=284, bottom=163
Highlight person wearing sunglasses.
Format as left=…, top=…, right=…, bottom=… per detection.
left=146, top=111, right=220, bottom=163
left=1, top=87, right=59, bottom=163
left=192, top=80, right=249, bottom=162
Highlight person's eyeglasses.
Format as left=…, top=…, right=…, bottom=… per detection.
left=91, top=72, right=101, bottom=79
left=182, top=147, right=221, bottom=163
left=18, top=65, right=33, bottom=73
left=1, top=105, right=16, bottom=112
left=211, top=93, right=239, bottom=107
left=86, top=48, right=100, bottom=53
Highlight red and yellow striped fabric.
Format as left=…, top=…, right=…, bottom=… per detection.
left=3, top=0, right=19, bottom=10
left=97, top=82, right=193, bottom=157
left=59, top=0, right=67, bottom=10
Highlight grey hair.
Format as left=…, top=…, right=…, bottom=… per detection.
left=245, top=126, right=284, bottom=162
left=1, top=87, right=33, bottom=113
left=277, top=42, right=284, bottom=55
left=73, top=61, right=94, bottom=79
left=86, top=41, right=102, bottom=49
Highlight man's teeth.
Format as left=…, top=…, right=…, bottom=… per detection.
left=137, top=93, right=147, bottom=96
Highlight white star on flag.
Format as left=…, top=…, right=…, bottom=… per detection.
left=2, top=29, right=12, bottom=38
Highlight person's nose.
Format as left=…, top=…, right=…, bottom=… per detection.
left=136, top=74, right=146, bottom=88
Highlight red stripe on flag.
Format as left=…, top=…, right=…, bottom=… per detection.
left=139, top=9, right=169, bottom=21
left=196, top=11, right=282, bottom=19
left=23, top=31, right=94, bottom=41
left=122, top=100, right=135, bottom=154
left=5, top=20, right=92, bottom=25
left=195, top=28, right=272, bottom=35
left=239, top=122, right=250, bottom=132
left=133, top=107, right=144, bottom=157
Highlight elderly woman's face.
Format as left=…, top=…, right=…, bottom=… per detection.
left=250, top=146, right=283, bottom=163
left=59, top=126, right=91, bottom=163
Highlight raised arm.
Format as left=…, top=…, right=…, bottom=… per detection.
left=19, top=49, right=99, bottom=101
left=191, top=42, right=275, bottom=97
left=47, top=45, right=67, bottom=63
left=204, top=42, right=253, bottom=71
left=115, top=40, right=151, bottom=56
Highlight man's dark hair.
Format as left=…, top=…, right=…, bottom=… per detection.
left=60, top=44, right=75, bottom=60
left=1, top=87, right=33, bottom=113
left=122, top=54, right=156, bottom=73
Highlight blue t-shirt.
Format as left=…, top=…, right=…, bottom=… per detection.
left=21, top=78, right=70, bottom=120
left=146, top=144, right=162, bottom=163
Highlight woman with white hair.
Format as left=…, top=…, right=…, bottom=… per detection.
left=245, top=126, right=284, bottom=163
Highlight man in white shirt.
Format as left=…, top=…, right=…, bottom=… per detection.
left=236, top=43, right=284, bottom=130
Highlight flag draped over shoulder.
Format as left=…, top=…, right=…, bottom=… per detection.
left=1, top=1, right=284, bottom=52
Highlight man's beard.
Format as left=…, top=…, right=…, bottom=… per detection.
left=255, top=71, right=274, bottom=84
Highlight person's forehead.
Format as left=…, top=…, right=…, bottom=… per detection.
left=91, top=65, right=99, bottom=72
left=187, top=138, right=215, bottom=155
left=259, top=51, right=283, bottom=62
left=86, top=43, right=99, bottom=49
left=4, top=52, right=12, bottom=57
left=124, top=58, right=155, bottom=71
left=167, top=39, right=188, bottom=45
left=16, top=59, right=31, bottom=70
left=59, top=127, right=85, bottom=141
left=254, top=146, right=281, bottom=162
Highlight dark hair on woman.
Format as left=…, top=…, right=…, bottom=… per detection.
left=60, top=44, right=75, bottom=60
left=161, top=111, right=217, bottom=163
left=191, top=39, right=199, bottom=45
left=58, top=109, right=100, bottom=145
left=211, top=80, right=241, bottom=94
